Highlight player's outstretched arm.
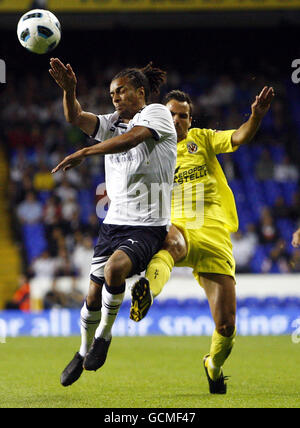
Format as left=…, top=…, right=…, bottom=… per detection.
left=231, top=86, right=274, bottom=147
left=49, top=58, right=98, bottom=136
left=292, top=228, right=300, bottom=248
left=51, top=126, right=153, bottom=173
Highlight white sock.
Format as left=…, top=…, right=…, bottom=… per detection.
left=94, top=283, right=125, bottom=341
left=79, top=301, right=101, bottom=357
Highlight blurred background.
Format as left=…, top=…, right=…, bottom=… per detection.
left=0, top=0, right=299, bottom=337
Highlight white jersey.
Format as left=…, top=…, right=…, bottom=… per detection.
left=92, top=103, right=177, bottom=226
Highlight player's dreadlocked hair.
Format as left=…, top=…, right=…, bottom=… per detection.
left=163, top=90, right=194, bottom=116
left=112, top=62, right=167, bottom=102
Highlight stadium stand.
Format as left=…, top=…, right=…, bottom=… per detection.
left=0, top=147, right=21, bottom=308
left=0, top=50, right=299, bottom=309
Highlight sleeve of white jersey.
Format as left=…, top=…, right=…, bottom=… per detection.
left=90, top=113, right=114, bottom=142
left=133, top=104, right=175, bottom=142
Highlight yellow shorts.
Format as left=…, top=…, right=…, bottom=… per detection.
left=172, top=219, right=236, bottom=287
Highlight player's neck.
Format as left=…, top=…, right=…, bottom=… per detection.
left=177, top=133, right=188, bottom=143
left=120, top=103, right=147, bottom=123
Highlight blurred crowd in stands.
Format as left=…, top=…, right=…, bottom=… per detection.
left=1, top=58, right=300, bottom=310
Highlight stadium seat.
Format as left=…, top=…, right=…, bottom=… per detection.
left=26, top=148, right=37, bottom=164
left=271, top=146, right=285, bottom=163
left=248, top=198, right=265, bottom=222
left=229, top=180, right=247, bottom=214
left=38, top=191, right=51, bottom=205
left=22, top=223, right=47, bottom=262
left=238, top=209, right=254, bottom=231
left=250, top=146, right=263, bottom=160
left=250, top=246, right=268, bottom=273
left=78, top=190, right=94, bottom=224
left=259, top=110, right=273, bottom=131
left=269, top=262, right=280, bottom=274
left=92, top=174, right=105, bottom=191
left=233, top=145, right=252, bottom=169
left=243, top=177, right=265, bottom=203
left=262, top=180, right=282, bottom=205
left=276, top=218, right=296, bottom=242
left=280, top=182, right=298, bottom=205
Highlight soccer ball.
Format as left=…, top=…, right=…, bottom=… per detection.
left=17, top=9, right=61, bottom=54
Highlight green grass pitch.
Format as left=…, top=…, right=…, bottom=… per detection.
left=0, top=335, right=299, bottom=408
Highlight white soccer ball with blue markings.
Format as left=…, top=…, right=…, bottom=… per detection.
left=17, top=9, right=61, bottom=54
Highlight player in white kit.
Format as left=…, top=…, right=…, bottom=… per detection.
left=49, top=58, right=177, bottom=386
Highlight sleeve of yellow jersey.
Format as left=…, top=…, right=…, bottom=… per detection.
left=205, top=129, right=238, bottom=155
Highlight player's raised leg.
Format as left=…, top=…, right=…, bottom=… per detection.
left=60, top=279, right=102, bottom=387
left=130, top=225, right=187, bottom=321
left=199, top=273, right=236, bottom=394
left=83, top=250, right=132, bottom=371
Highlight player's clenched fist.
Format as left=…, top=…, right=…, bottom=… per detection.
left=49, top=58, right=77, bottom=92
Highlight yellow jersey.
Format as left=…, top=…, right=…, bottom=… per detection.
left=171, top=128, right=239, bottom=233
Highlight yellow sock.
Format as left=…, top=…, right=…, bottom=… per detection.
left=207, top=328, right=236, bottom=381
left=146, top=250, right=174, bottom=298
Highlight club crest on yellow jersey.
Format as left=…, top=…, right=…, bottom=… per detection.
left=186, top=141, right=198, bottom=154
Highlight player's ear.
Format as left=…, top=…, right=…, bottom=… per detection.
left=137, top=86, right=145, bottom=99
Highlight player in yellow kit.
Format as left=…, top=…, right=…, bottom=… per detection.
left=130, top=87, right=274, bottom=394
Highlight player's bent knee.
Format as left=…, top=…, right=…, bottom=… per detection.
left=217, top=323, right=236, bottom=338
left=163, top=237, right=187, bottom=263
left=104, top=263, right=123, bottom=285
left=104, top=249, right=133, bottom=283
left=162, top=225, right=187, bottom=263
left=104, top=256, right=130, bottom=286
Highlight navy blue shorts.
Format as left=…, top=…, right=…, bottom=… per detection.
left=90, top=223, right=168, bottom=285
